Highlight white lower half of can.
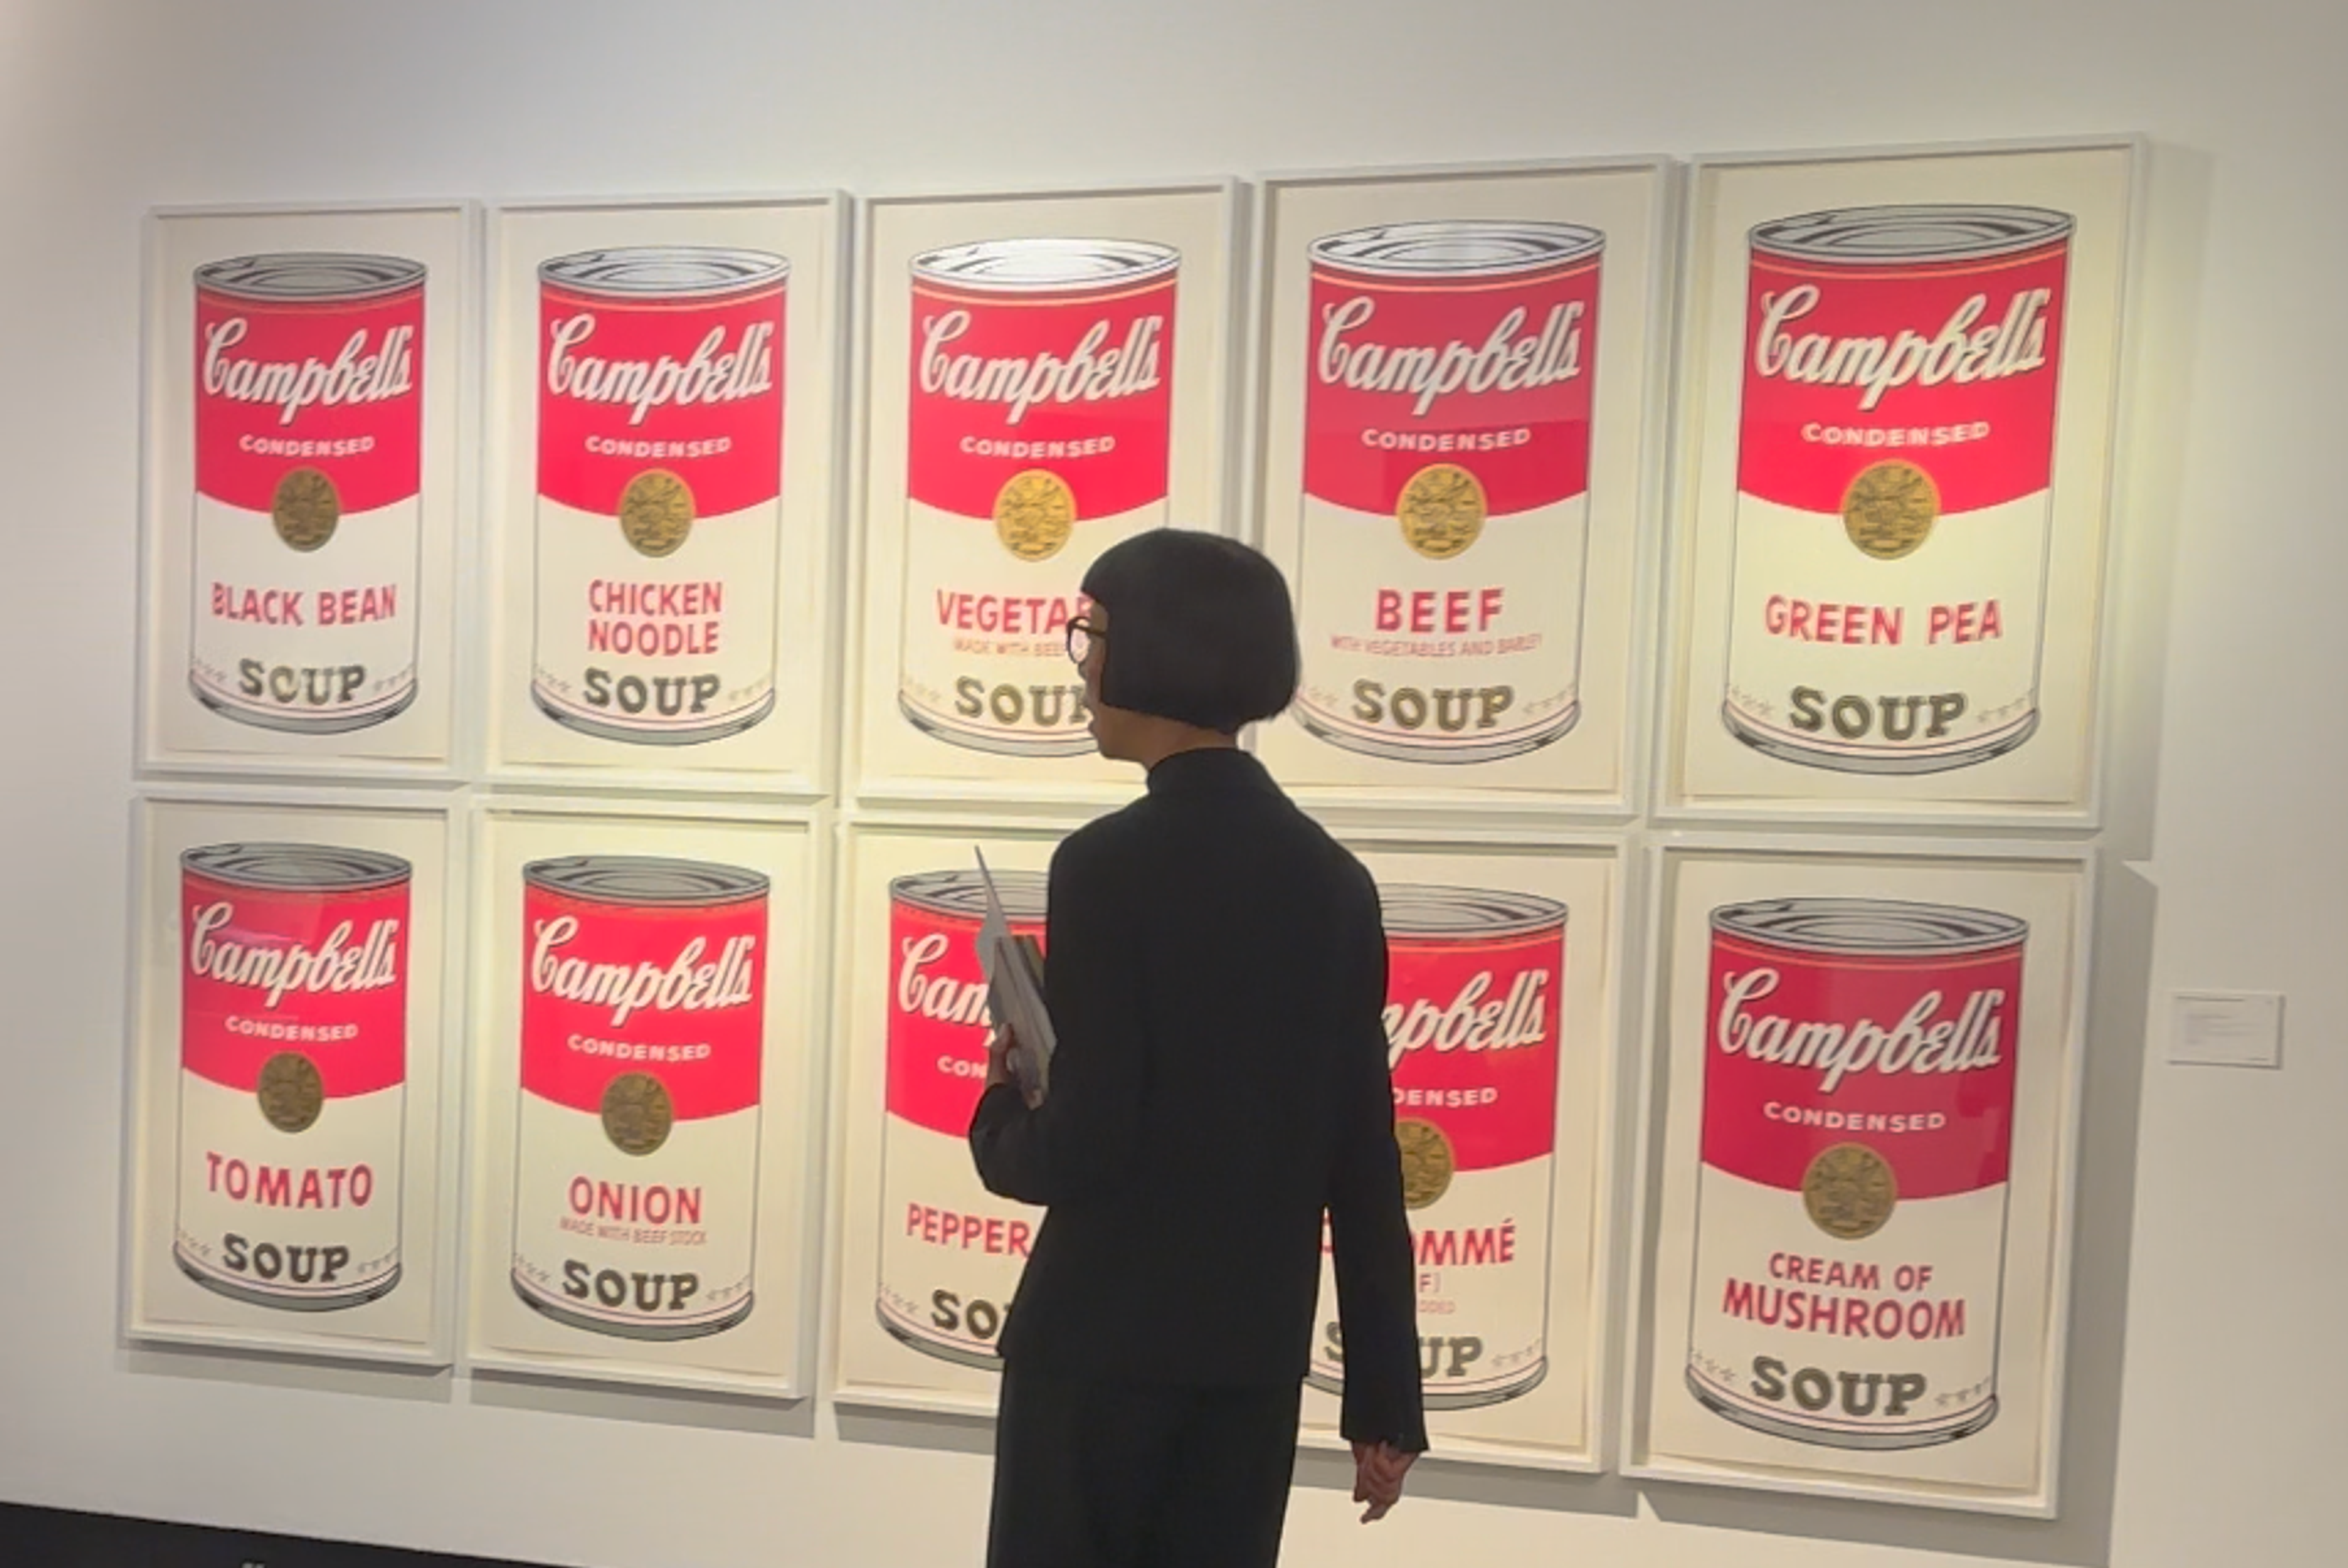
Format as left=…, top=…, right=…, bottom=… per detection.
left=876, top=1112, right=1036, bottom=1366
left=1293, top=493, right=1587, bottom=764
left=1722, top=491, right=2050, bottom=773
left=896, top=498, right=1160, bottom=756
left=509, top=1095, right=759, bottom=1339
left=531, top=496, right=780, bottom=745
left=1685, top=1166, right=2005, bottom=1448
left=189, top=493, right=421, bottom=734
left=173, top=1073, right=404, bottom=1310
left=1310, top=1154, right=1552, bottom=1408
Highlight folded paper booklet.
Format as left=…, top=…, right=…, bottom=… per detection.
left=975, top=848, right=1056, bottom=1102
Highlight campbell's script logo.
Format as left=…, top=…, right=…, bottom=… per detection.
left=918, top=311, right=1164, bottom=426
left=188, top=902, right=401, bottom=1009
left=1317, top=298, right=1584, bottom=418
left=895, top=933, right=989, bottom=1028
left=545, top=317, right=776, bottom=425
left=529, top=917, right=756, bottom=1027
left=1751, top=287, right=2051, bottom=412
left=1715, top=968, right=2006, bottom=1094
left=1384, top=969, right=1549, bottom=1070
left=202, top=322, right=416, bottom=426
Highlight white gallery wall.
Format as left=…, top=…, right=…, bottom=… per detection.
left=1, top=0, right=2340, bottom=1563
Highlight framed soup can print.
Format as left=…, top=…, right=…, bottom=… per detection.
left=139, top=202, right=471, bottom=776
left=462, top=797, right=824, bottom=1396
left=1660, top=139, right=2137, bottom=826
left=1252, top=160, right=1671, bottom=812
left=1628, top=839, right=2092, bottom=1514
left=124, top=789, right=460, bottom=1365
left=849, top=180, right=1240, bottom=806
left=484, top=194, right=846, bottom=793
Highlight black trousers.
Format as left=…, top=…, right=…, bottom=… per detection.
left=985, top=1362, right=1304, bottom=1568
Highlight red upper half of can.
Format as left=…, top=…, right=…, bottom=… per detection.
left=1386, top=926, right=1563, bottom=1170
left=195, top=280, right=425, bottom=515
left=1737, top=239, right=2070, bottom=516
left=1700, top=933, right=2023, bottom=1198
left=1305, top=257, right=1598, bottom=517
left=520, top=883, right=767, bottom=1120
left=887, top=893, right=1047, bottom=1137
left=537, top=279, right=786, bottom=519
left=181, top=874, right=410, bottom=1097
left=907, top=266, right=1176, bottom=521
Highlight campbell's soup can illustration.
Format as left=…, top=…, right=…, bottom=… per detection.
left=1294, top=223, right=1601, bottom=763
left=1312, top=886, right=1565, bottom=1408
left=1686, top=897, right=2024, bottom=1447
left=175, top=842, right=410, bottom=1309
left=1722, top=205, right=2072, bottom=773
left=190, top=254, right=425, bottom=732
left=512, top=856, right=767, bottom=1339
left=898, top=238, right=1176, bottom=755
left=532, top=247, right=788, bottom=744
left=877, top=868, right=1048, bottom=1364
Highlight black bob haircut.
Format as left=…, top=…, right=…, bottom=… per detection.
left=1080, top=530, right=1299, bottom=734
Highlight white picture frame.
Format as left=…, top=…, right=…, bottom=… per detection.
left=460, top=795, right=828, bottom=1397
left=1293, top=825, right=1632, bottom=1473
left=1248, top=158, right=1675, bottom=820
left=1622, top=836, right=2094, bottom=1515
left=827, top=812, right=1093, bottom=1416
left=137, top=201, right=476, bottom=779
left=1655, top=138, right=2139, bottom=827
left=481, top=193, right=849, bottom=795
left=122, top=786, right=465, bottom=1366
left=845, top=179, right=1245, bottom=808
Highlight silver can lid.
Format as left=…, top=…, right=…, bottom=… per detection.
left=911, top=237, right=1178, bottom=292
left=540, top=246, right=789, bottom=297
left=196, top=252, right=426, bottom=303
left=1751, top=204, right=2073, bottom=264
left=1711, top=896, right=2026, bottom=955
left=890, top=867, right=1049, bottom=922
left=1311, top=219, right=1603, bottom=279
left=1379, top=883, right=1567, bottom=940
left=182, top=842, right=410, bottom=892
left=524, top=855, right=769, bottom=907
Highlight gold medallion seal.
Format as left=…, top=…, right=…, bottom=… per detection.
left=992, top=469, right=1077, bottom=562
left=256, top=1051, right=324, bottom=1135
left=1841, top=460, right=1940, bottom=560
left=618, top=469, right=695, bottom=559
left=271, top=467, right=340, bottom=552
left=1802, top=1142, right=1897, bottom=1240
left=600, top=1070, right=674, bottom=1157
left=1396, top=463, right=1487, bottom=560
left=1394, top=1117, right=1456, bottom=1210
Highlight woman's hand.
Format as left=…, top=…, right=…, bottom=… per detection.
left=984, top=1023, right=1019, bottom=1091
left=987, top=1023, right=1046, bottom=1108
left=1350, top=1440, right=1417, bottom=1522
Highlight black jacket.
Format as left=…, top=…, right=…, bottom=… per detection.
left=968, top=747, right=1427, bottom=1452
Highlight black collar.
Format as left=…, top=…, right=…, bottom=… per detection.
left=1143, top=746, right=1275, bottom=796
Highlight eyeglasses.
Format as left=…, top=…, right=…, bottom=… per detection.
left=1065, top=617, right=1103, bottom=666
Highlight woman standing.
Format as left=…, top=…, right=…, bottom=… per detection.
left=969, top=529, right=1426, bottom=1567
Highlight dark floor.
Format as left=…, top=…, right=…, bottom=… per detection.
left=0, top=1504, right=539, bottom=1568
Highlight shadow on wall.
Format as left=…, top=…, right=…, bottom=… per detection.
left=2099, top=138, right=2212, bottom=864
left=465, top=1367, right=818, bottom=1440
left=124, top=1339, right=458, bottom=1408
